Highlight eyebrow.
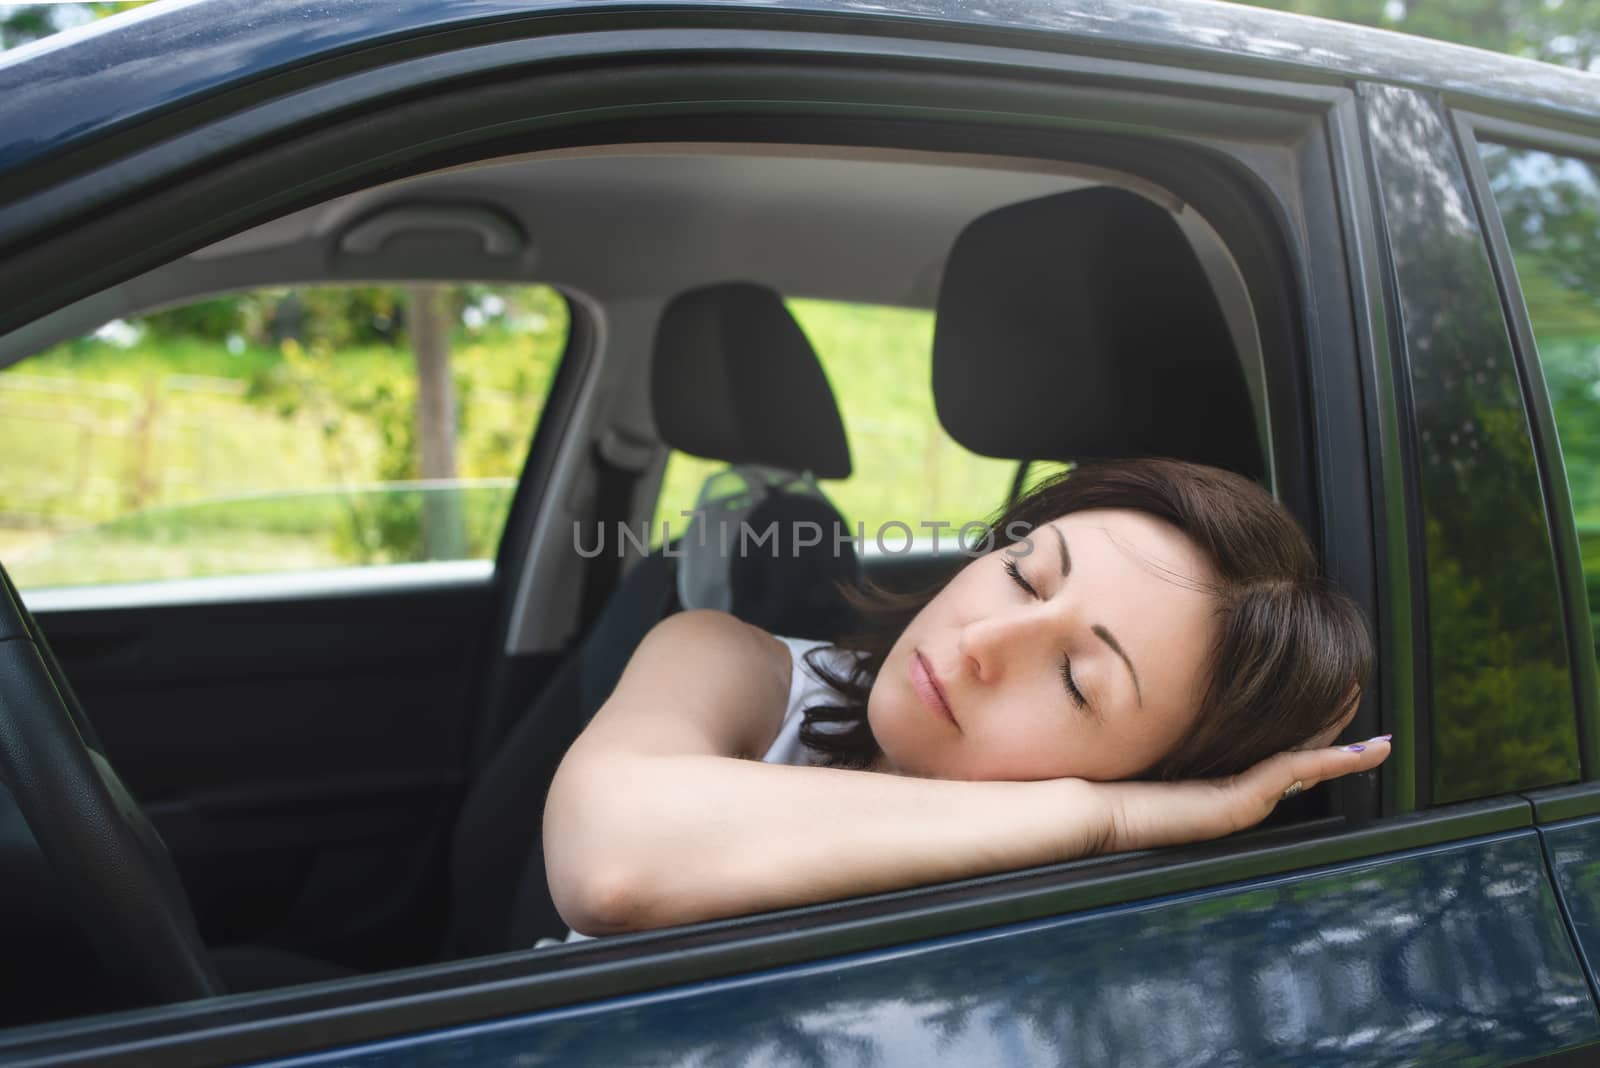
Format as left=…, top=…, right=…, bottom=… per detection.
left=1050, top=524, right=1071, bottom=578
left=1093, top=624, right=1143, bottom=707
left=1052, top=526, right=1144, bottom=707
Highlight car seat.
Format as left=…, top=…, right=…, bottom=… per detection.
left=444, top=281, right=859, bottom=955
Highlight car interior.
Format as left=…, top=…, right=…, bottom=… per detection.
left=1, top=140, right=1331, bottom=1028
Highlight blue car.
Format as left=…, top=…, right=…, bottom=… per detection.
left=1, top=0, right=1599, bottom=1064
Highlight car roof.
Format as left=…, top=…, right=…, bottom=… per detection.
left=0, top=0, right=1595, bottom=183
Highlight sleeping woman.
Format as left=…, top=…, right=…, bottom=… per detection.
left=543, top=458, right=1390, bottom=937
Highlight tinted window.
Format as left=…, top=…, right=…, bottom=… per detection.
left=0, top=284, right=567, bottom=587
left=1363, top=86, right=1578, bottom=802
left=1481, top=141, right=1600, bottom=704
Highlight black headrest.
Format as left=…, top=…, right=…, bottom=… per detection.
left=652, top=282, right=851, bottom=479
left=728, top=492, right=861, bottom=640
left=932, top=187, right=1264, bottom=480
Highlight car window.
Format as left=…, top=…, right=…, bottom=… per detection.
left=1364, top=88, right=1580, bottom=805
left=651, top=299, right=1067, bottom=547
left=1480, top=142, right=1600, bottom=689
left=0, top=284, right=568, bottom=588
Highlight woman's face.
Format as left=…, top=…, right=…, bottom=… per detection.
left=868, top=508, right=1221, bottom=781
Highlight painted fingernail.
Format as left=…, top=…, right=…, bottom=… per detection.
left=1343, top=744, right=1367, bottom=752
left=1370, top=734, right=1392, bottom=743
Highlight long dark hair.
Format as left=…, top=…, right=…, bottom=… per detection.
left=799, top=458, right=1372, bottom=781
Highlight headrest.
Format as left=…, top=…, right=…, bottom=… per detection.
left=676, top=465, right=858, bottom=629
left=932, top=187, right=1264, bottom=480
left=652, top=283, right=851, bottom=480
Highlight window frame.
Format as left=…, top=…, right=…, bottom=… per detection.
left=1455, top=111, right=1600, bottom=809
left=0, top=27, right=1426, bottom=1068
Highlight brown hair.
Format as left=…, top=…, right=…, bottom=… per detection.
left=800, top=458, right=1372, bottom=781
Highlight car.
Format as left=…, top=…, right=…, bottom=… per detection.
left=0, top=0, right=1598, bottom=1064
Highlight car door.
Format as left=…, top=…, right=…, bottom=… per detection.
left=2, top=4, right=1599, bottom=1066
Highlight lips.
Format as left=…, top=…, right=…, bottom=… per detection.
left=911, top=650, right=959, bottom=728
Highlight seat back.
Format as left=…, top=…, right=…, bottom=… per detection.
left=447, top=282, right=858, bottom=953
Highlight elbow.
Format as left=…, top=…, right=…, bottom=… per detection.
left=544, top=760, right=657, bottom=935
left=552, top=864, right=658, bottom=936
left=544, top=753, right=703, bottom=934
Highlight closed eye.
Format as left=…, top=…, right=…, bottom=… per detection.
left=1061, top=655, right=1089, bottom=710
left=1006, top=555, right=1092, bottom=712
left=1003, top=555, right=1037, bottom=597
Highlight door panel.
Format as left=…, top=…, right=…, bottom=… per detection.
left=254, top=831, right=1599, bottom=1066
left=28, top=576, right=493, bottom=966
left=1538, top=815, right=1600, bottom=997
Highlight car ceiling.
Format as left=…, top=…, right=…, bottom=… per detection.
left=0, top=145, right=1222, bottom=360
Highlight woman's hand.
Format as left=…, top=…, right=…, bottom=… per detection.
left=1088, top=735, right=1393, bottom=855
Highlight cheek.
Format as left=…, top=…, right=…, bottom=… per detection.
left=960, top=700, right=1089, bottom=780
left=968, top=705, right=1183, bottom=783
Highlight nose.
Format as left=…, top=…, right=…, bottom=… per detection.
left=957, top=607, right=1037, bottom=684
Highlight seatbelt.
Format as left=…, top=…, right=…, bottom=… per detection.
left=577, top=427, right=655, bottom=634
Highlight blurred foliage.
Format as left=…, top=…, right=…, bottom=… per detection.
left=0, top=2, right=147, bottom=48
left=1481, top=145, right=1600, bottom=793
left=0, top=283, right=568, bottom=585
left=1363, top=87, right=1583, bottom=802
left=1242, top=0, right=1600, bottom=70
left=7, top=484, right=518, bottom=586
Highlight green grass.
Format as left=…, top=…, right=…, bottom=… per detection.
left=6, top=484, right=516, bottom=586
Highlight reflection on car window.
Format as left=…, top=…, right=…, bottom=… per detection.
left=1482, top=141, right=1600, bottom=704
left=1365, top=88, right=1579, bottom=804
left=653, top=300, right=1021, bottom=545
left=0, top=284, right=568, bottom=588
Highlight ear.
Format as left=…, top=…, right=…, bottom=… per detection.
left=1293, top=686, right=1362, bottom=751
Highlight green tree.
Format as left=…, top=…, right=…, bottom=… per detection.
left=0, top=2, right=149, bottom=49
left=1241, top=0, right=1600, bottom=70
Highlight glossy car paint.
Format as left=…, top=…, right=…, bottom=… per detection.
left=0, top=0, right=1594, bottom=183
left=1541, top=816, right=1600, bottom=998
left=256, top=833, right=1597, bottom=1066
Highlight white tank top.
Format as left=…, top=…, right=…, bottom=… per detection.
left=761, top=635, right=864, bottom=766
left=548, top=634, right=863, bottom=946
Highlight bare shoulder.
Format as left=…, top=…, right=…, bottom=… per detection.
left=575, top=610, right=794, bottom=759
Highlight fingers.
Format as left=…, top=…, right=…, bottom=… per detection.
left=1241, top=734, right=1392, bottom=806
left=1095, top=734, right=1394, bottom=855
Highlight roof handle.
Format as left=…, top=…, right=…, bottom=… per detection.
left=338, top=204, right=527, bottom=257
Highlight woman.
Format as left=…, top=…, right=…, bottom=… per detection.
left=543, top=459, right=1390, bottom=937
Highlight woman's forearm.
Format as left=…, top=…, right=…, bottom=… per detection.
left=543, top=752, right=1107, bottom=935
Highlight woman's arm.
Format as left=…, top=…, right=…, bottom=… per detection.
left=542, top=610, right=1390, bottom=935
